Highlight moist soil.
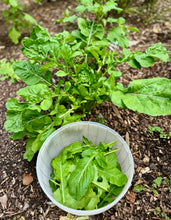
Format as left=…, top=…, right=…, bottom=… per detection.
left=0, top=1, right=171, bottom=219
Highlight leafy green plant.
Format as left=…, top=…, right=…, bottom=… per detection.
left=4, top=0, right=171, bottom=161
left=152, top=177, right=162, bottom=188
left=49, top=137, right=127, bottom=210
left=148, top=126, right=168, bottom=138
left=133, top=184, right=146, bottom=193
left=0, top=59, right=20, bottom=82
left=2, top=0, right=37, bottom=44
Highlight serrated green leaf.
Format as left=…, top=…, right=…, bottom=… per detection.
left=17, top=84, right=52, bottom=103
left=133, top=185, right=146, bottom=193
left=107, top=27, right=129, bottom=48
left=97, top=167, right=127, bottom=186
left=13, top=61, right=52, bottom=86
left=0, top=59, right=20, bottom=82
left=4, top=111, right=24, bottom=133
left=145, top=42, right=169, bottom=62
left=63, top=15, right=77, bottom=23
left=78, top=18, right=104, bottom=40
left=111, top=78, right=171, bottom=116
left=39, top=62, right=57, bottom=73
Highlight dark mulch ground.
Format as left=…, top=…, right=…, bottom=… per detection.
left=0, top=1, right=171, bottom=219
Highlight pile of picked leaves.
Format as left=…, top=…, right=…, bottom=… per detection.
left=0, top=0, right=170, bottom=220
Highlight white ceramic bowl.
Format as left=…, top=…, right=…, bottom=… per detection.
left=36, top=121, right=134, bottom=216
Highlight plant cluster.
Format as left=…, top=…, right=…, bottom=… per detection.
left=0, top=59, right=19, bottom=82
left=148, top=126, right=168, bottom=138
left=4, top=0, right=171, bottom=161
left=50, top=137, right=127, bottom=209
left=1, top=0, right=37, bottom=44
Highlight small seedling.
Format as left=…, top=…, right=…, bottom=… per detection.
left=148, top=126, right=167, bottom=138
left=152, top=177, right=162, bottom=188
left=133, top=185, right=146, bottom=193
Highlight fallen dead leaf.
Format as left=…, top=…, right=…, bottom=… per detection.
left=125, top=190, right=135, bottom=204
left=0, top=194, right=8, bottom=209
left=23, top=173, right=33, bottom=185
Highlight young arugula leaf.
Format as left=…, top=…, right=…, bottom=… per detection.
left=0, top=59, right=20, bottom=82
left=97, top=167, right=128, bottom=186
left=69, top=156, right=95, bottom=200
left=54, top=187, right=90, bottom=209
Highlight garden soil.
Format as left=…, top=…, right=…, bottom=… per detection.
left=0, top=0, right=171, bottom=219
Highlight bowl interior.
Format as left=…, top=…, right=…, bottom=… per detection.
left=36, top=121, right=134, bottom=216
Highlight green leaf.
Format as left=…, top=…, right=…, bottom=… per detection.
left=128, top=26, right=140, bottom=33
left=97, top=167, right=128, bottom=186
left=54, top=188, right=89, bottom=209
left=63, top=15, right=77, bottom=23
left=107, top=27, right=129, bottom=48
left=9, top=0, right=18, bottom=7
left=56, top=70, right=68, bottom=77
left=105, top=151, right=118, bottom=168
left=31, top=125, right=55, bottom=153
left=26, top=115, right=52, bottom=132
left=69, top=156, right=95, bottom=200
left=76, top=5, right=86, bottom=12
left=95, top=153, right=107, bottom=168
left=8, top=27, right=21, bottom=44
left=40, top=98, right=52, bottom=110
left=78, top=18, right=104, bottom=40
left=103, top=0, right=122, bottom=14
left=0, top=59, right=20, bottom=82
left=17, top=84, right=52, bottom=103
left=84, top=188, right=100, bottom=210
left=13, top=61, right=51, bottom=86
left=111, top=78, right=171, bottom=116
left=135, top=54, right=155, bottom=67
left=133, top=185, right=146, bottom=193
left=23, top=13, right=37, bottom=25
left=39, top=62, right=57, bottom=73
left=23, top=138, right=36, bottom=162
left=4, top=111, right=24, bottom=133
left=145, top=42, right=169, bottom=62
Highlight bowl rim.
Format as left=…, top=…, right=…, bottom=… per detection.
left=36, top=121, right=134, bottom=216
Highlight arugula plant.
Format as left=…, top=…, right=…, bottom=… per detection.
left=2, top=0, right=37, bottom=44
left=49, top=137, right=127, bottom=210
left=4, top=0, right=171, bottom=162
left=148, top=126, right=168, bottom=138
left=0, top=59, right=20, bottom=82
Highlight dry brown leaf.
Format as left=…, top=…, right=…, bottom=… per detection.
left=0, top=194, right=8, bottom=209
left=125, top=190, right=135, bottom=204
left=23, top=173, right=33, bottom=185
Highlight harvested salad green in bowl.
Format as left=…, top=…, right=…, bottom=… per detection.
left=36, top=122, right=134, bottom=216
